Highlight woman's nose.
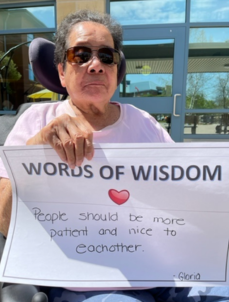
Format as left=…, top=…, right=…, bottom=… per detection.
left=87, top=56, right=105, bottom=74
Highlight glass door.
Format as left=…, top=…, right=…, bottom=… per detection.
left=112, top=26, right=186, bottom=142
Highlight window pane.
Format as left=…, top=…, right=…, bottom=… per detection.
left=120, top=40, right=174, bottom=97
left=0, top=6, right=55, bottom=30
left=191, top=0, right=229, bottom=22
left=186, top=28, right=229, bottom=110
left=110, top=0, right=186, bottom=25
left=0, top=33, right=55, bottom=112
left=184, top=113, right=229, bottom=135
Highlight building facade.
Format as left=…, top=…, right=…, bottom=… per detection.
left=0, top=0, right=229, bottom=142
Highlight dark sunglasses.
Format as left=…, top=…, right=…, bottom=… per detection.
left=65, top=46, right=120, bottom=65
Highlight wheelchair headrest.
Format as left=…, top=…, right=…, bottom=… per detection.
left=29, top=38, right=126, bottom=95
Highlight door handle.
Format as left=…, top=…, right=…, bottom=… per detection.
left=173, top=94, right=181, bottom=117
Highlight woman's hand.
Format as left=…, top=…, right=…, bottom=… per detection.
left=26, top=114, right=94, bottom=168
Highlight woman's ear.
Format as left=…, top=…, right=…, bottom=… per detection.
left=57, top=63, right=66, bottom=87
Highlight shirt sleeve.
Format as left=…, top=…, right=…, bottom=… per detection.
left=0, top=105, right=42, bottom=178
left=151, top=117, right=174, bottom=143
left=142, top=110, right=174, bottom=143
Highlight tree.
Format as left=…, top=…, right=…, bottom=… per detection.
left=215, top=73, right=229, bottom=109
left=0, top=51, right=21, bottom=98
left=186, top=93, right=216, bottom=109
left=186, top=73, right=206, bottom=109
left=0, top=51, right=21, bottom=84
left=186, top=73, right=216, bottom=109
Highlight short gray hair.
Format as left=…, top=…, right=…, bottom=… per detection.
left=54, top=9, right=123, bottom=67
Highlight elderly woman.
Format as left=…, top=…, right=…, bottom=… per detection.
left=0, top=9, right=228, bottom=302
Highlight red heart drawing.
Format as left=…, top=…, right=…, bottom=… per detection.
left=108, top=189, right=130, bottom=205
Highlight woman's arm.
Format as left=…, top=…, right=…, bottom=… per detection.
left=0, top=178, right=12, bottom=237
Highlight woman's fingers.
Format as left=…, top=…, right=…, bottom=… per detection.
left=64, top=118, right=94, bottom=167
left=84, top=134, right=94, bottom=161
left=27, top=114, right=94, bottom=168
left=50, top=132, right=70, bottom=163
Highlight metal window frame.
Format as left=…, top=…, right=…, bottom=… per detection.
left=106, top=0, right=229, bottom=141
left=0, top=1, right=57, bottom=32
left=0, top=1, right=55, bottom=9
left=0, top=0, right=56, bottom=115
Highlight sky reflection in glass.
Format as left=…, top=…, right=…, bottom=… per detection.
left=110, top=0, right=185, bottom=25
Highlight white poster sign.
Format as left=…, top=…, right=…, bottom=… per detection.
left=0, top=143, right=229, bottom=288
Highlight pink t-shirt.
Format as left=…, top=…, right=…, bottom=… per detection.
left=0, top=100, right=173, bottom=179
left=0, top=100, right=173, bottom=291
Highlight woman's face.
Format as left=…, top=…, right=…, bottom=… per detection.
left=58, top=21, right=118, bottom=114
